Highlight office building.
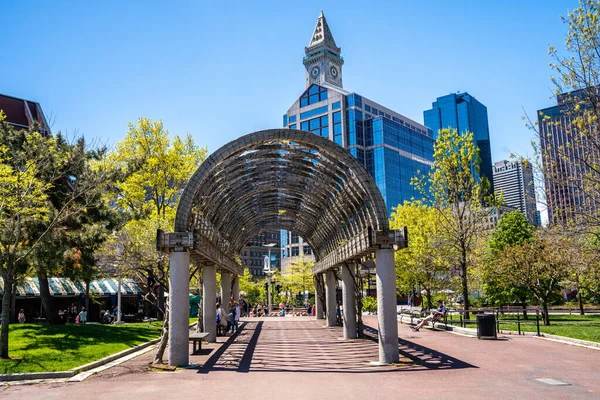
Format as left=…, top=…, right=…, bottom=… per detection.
left=493, top=160, right=539, bottom=226
left=240, top=231, right=281, bottom=277
left=424, top=92, right=494, bottom=191
left=0, top=93, right=51, bottom=135
left=280, top=11, right=435, bottom=266
left=537, top=89, right=598, bottom=223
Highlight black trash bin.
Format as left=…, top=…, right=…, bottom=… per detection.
left=476, top=314, right=497, bottom=339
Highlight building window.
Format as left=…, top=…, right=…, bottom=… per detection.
left=290, top=124, right=297, bottom=129
left=291, top=247, right=300, bottom=256
left=283, top=114, right=288, bottom=126
left=300, top=84, right=328, bottom=108
left=333, top=111, right=342, bottom=145
left=347, top=94, right=362, bottom=108
left=300, top=105, right=328, bottom=120
left=332, top=101, right=341, bottom=110
left=289, top=115, right=297, bottom=123
left=303, top=115, right=329, bottom=137
left=365, top=105, right=371, bottom=112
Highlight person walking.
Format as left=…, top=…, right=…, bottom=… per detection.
left=18, top=309, right=25, bottom=323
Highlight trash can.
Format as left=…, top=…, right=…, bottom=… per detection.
left=476, top=313, right=497, bottom=340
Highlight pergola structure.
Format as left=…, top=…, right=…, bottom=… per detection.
left=159, top=129, right=406, bottom=366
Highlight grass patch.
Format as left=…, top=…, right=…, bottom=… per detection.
left=495, top=314, right=600, bottom=343
left=0, top=322, right=162, bottom=374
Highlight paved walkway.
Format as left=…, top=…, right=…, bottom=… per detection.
left=1, top=316, right=599, bottom=399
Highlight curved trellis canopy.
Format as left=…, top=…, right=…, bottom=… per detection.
left=172, top=129, right=401, bottom=275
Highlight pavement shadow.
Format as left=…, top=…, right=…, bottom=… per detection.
left=197, top=320, right=477, bottom=374
left=363, top=325, right=478, bottom=370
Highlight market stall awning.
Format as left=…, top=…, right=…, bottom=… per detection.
left=0, top=277, right=144, bottom=297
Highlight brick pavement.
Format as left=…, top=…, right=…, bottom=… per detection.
left=1, top=316, right=599, bottom=399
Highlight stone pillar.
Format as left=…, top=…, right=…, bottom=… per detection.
left=232, top=275, right=240, bottom=302
left=202, top=264, right=217, bottom=342
left=315, top=275, right=325, bottom=320
left=325, top=269, right=337, bottom=327
left=341, top=264, right=357, bottom=339
left=220, top=272, right=231, bottom=305
left=375, top=246, right=399, bottom=364
left=168, top=250, right=190, bottom=367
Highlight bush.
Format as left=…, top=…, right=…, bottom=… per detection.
left=362, top=296, right=377, bottom=314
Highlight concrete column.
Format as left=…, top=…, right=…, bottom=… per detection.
left=375, top=246, right=399, bottom=364
left=315, top=275, right=325, bottom=320
left=168, top=250, right=190, bottom=367
left=232, top=275, right=240, bottom=301
left=341, top=264, right=357, bottom=339
left=202, top=264, right=217, bottom=342
left=220, top=272, right=231, bottom=305
left=325, top=269, right=337, bottom=327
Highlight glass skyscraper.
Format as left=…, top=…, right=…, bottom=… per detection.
left=281, top=12, right=435, bottom=266
left=424, top=92, right=494, bottom=191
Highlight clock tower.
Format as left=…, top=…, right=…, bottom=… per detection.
left=303, top=11, right=344, bottom=88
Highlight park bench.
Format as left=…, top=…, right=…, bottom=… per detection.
left=398, top=306, right=423, bottom=318
left=189, top=332, right=209, bottom=355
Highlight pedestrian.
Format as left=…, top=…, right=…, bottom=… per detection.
left=18, top=309, right=25, bottom=323
left=257, top=303, right=263, bottom=317
left=336, top=301, right=341, bottom=326
left=78, top=307, right=87, bottom=324
left=279, top=301, right=284, bottom=317
left=229, top=302, right=238, bottom=334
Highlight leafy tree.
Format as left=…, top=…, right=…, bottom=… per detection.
left=0, top=115, right=109, bottom=357
left=493, top=229, right=570, bottom=325
left=484, top=211, right=534, bottom=310
left=412, top=128, right=497, bottom=318
left=390, top=201, right=451, bottom=310
left=282, top=258, right=314, bottom=303
left=104, top=117, right=206, bottom=318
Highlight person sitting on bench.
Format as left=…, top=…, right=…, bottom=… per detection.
left=411, top=300, right=446, bottom=332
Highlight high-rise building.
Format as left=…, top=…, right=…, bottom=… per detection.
left=280, top=11, right=435, bottom=266
left=492, top=160, right=538, bottom=226
left=240, top=231, right=281, bottom=278
left=424, top=92, right=494, bottom=191
left=537, top=89, right=598, bottom=223
left=0, top=93, right=51, bottom=136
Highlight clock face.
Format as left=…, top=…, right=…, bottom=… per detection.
left=310, top=66, right=320, bottom=79
left=330, top=66, right=338, bottom=78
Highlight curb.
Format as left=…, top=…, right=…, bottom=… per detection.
left=536, top=333, right=600, bottom=349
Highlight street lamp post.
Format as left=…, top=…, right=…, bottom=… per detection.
left=115, top=242, right=125, bottom=324
left=264, top=243, right=276, bottom=314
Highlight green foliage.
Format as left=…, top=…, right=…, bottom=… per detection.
left=102, top=117, right=207, bottom=289
left=362, top=296, right=377, bottom=314
left=488, top=211, right=534, bottom=253
left=412, top=127, right=498, bottom=314
left=390, top=201, right=451, bottom=308
left=484, top=211, right=535, bottom=306
left=282, top=258, right=314, bottom=301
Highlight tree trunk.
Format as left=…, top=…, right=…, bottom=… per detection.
left=425, top=288, right=432, bottom=311
left=37, top=268, right=60, bottom=323
left=461, top=258, right=470, bottom=320
left=578, top=290, right=585, bottom=316
left=85, top=280, right=90, bottom=317
left=541, top=299, right=550, bottom=326
left=153, top=302, right=169, bottom=364
left=0, top=273, right=14, bottom=359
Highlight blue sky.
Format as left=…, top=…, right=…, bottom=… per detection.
left=0, top=1, right=575, bottom=164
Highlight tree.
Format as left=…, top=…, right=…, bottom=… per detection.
left=390, top=201, right=451, bottom=310
left=412, top=128, right=497, bottom=318
left=0, top=115, right=110, bottom=358
left=105, top=117, right=206, bottom=318
left=484, top=211, right=535, bottom=310
left=494, top=229, right=570, bottom=325
left=283, top=258, right=314, bottom=303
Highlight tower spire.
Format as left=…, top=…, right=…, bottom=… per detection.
left=307, top=11, right=339, bottom=52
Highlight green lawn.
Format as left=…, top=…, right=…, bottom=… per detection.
left=0, top=322, right=162, bottom=374
left=495, top=314, right=600, bottom=343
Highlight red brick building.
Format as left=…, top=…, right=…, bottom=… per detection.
left=0, top=93, right=51, bottom=135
